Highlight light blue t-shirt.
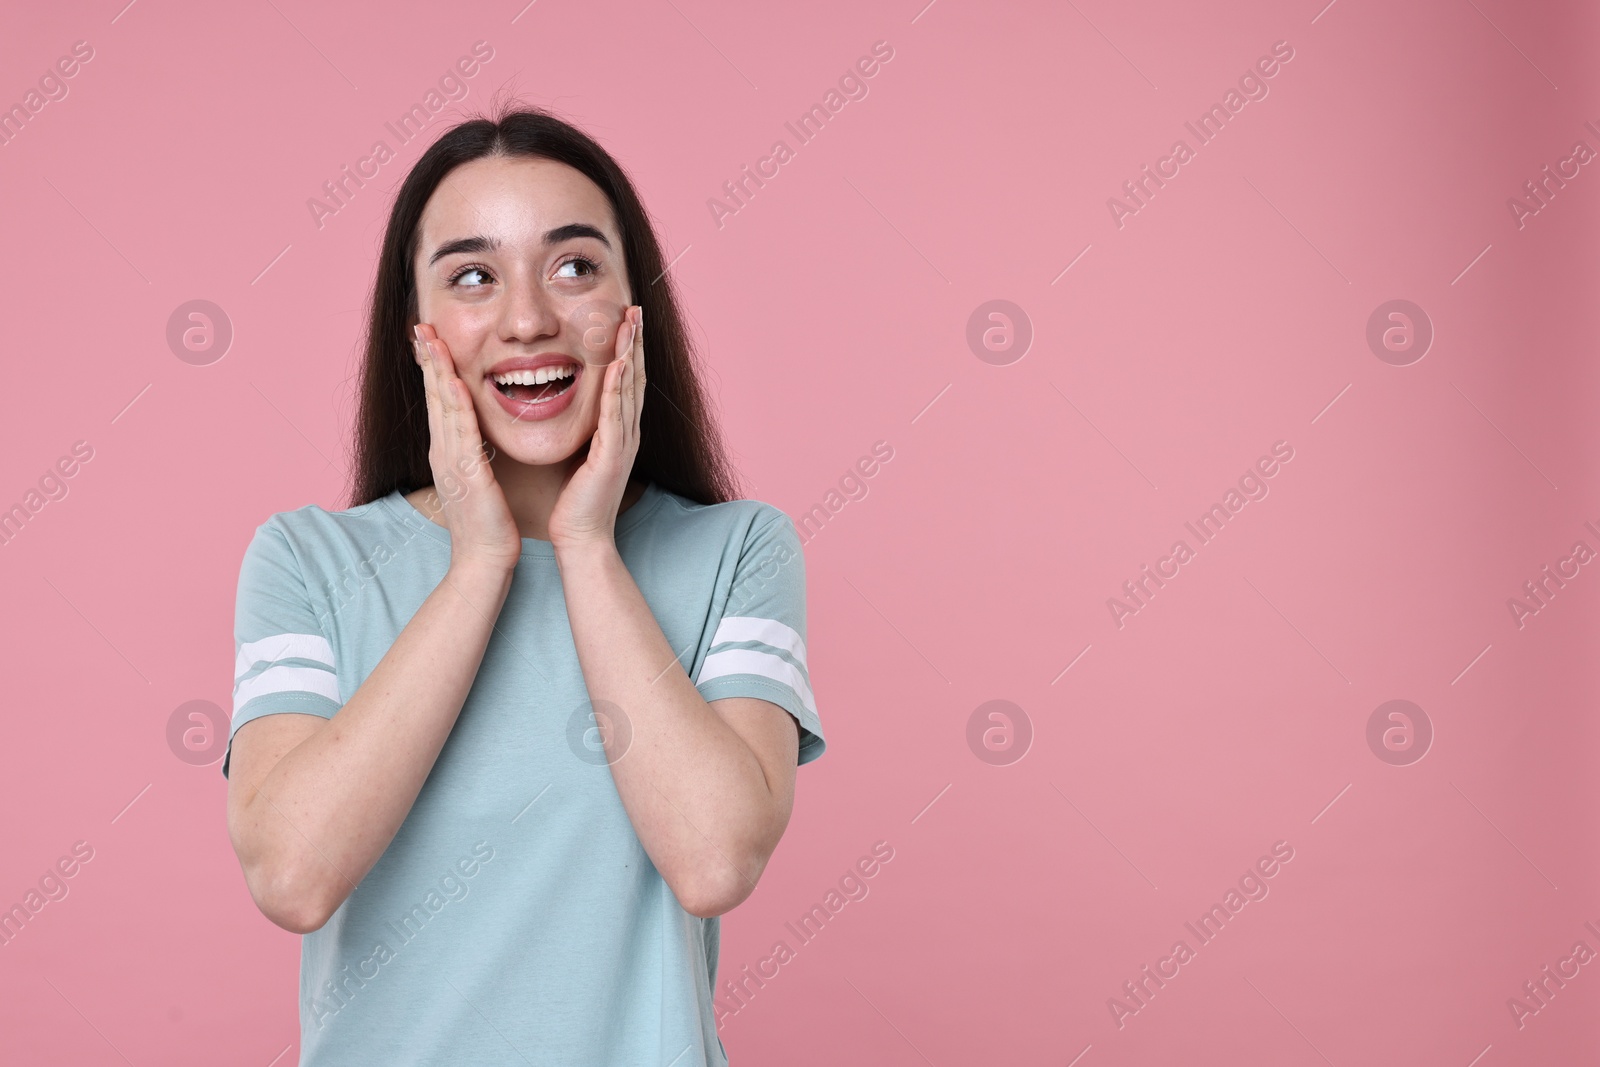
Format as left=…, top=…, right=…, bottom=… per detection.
left=223, top=482, right=825, bottom=1066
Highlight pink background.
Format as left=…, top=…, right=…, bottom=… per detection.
left=1, top=0, right=1597, bottom=1063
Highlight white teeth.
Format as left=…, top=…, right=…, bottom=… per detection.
left=492, top=365, right=576, bottom=386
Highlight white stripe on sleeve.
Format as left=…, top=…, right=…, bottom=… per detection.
left=233, top=665, right=341, bottom=713
left=707, top=616, right=808, bottom=667
left=234, top=632, right=336, bottom=681
left=696, top=648, right=817, bottom=718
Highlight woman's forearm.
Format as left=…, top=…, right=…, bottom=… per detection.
left=555, top=539, right=779, bottom=917
left=236, top=559, right=514, bottom=930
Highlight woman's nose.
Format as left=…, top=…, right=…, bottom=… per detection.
left=497, top=280, right=561, bottom=344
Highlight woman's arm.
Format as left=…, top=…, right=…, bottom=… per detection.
left=227, top=325, right=526, bottom=934
left=557, top=543, right=800, bottom=918
left=549, top=305, right=800, bottom=918
left=226, top=559, right=513, bottom=933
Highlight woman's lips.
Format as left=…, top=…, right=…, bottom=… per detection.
left=486, top=365, right=582, bottom=422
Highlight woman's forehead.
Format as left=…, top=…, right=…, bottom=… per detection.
left=419, top=156, right=617, bottom=248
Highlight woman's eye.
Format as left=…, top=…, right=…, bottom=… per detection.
left=555, top=256, right=598, bottom=280
left=452, top=267, right=492, bottom=287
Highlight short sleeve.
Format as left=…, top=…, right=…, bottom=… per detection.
left=694, top=512, right=825, bottom=766
left=222, top=521, right=341, bottom=779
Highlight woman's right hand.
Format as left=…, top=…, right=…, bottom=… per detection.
left=413, top=323, right=524, bottom=573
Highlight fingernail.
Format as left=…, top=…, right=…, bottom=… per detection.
left=412, top=324, right=421, bottom=342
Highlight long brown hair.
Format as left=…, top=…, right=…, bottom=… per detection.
left=346, top=101, right=743, bottom=508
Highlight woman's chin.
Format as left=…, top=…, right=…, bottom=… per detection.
left=481, top=427, right=591, bottom=469
left=491, top=443, right=578, bottom=469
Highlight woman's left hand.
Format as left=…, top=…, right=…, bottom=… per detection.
left=549, top=304, right=645, bottom=550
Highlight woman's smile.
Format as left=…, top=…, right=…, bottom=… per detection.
left=484, top=352, right=584, bottom=422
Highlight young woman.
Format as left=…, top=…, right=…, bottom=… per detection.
left=223, top=104, right=825, bottom=1066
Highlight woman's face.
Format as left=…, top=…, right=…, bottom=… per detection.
left=411, top=154, right=632, bottom=468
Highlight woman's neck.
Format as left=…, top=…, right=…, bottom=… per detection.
left=406, top=457, right=647, bottom=541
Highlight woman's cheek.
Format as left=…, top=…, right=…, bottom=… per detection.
left=439, top=311, right=492, bottom=359
left=580, top=377, right=604, bottom=429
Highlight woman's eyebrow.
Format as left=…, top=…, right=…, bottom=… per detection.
left=427, top=224, right=612, bottom=267
left=429, top=236, right=497, bottom=266
left=543, top=222, right=611, bottom=249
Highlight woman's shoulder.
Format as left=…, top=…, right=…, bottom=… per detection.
left=649, top=485, right=797, bottom=539
left=247, top=491, right=421, bottom=555
left=253, top=492, right=392, bottom=529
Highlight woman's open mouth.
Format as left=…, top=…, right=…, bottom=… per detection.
left=487, top=362, right=581, bottom=421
